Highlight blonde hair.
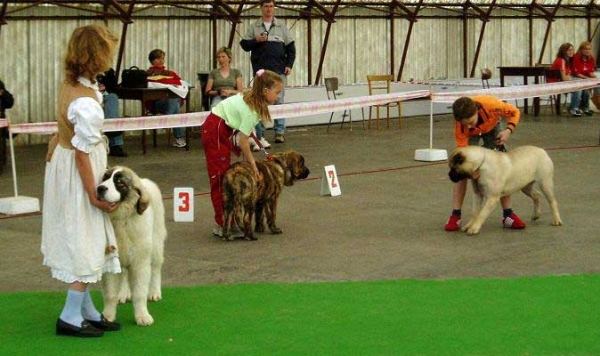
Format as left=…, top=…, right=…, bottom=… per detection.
left=217, top=46, right=233, bottom=59
left=64, top=25, right=118, bottom=85
left=243, top=70, right=283, bottom=124
left=577, top=41, right=593, bottom=56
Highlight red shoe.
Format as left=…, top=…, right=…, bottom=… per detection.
left=502, top=213, right=526, bottom=229
left=444, top=214, right=461, bottom=231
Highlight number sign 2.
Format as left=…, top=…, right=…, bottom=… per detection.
left=320, top=165, right=341, bottom=196
left=173, top=187, right=194, bottom=222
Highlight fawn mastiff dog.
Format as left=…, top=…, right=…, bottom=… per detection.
left=448, top=145, right=563, bottom=235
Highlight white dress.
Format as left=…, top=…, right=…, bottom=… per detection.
left=41, top=77, right=121, bottom=284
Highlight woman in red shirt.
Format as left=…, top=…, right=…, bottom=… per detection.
left=572, top=41, right=597, bottom=114
left=550, top=43, right=586, bottom=117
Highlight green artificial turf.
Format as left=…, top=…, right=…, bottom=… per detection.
left=1, top=275, right=599, bottom=355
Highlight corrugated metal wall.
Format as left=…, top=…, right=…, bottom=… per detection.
left=0, top=6, right=595, bottom=145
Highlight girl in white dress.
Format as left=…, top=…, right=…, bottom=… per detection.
left=41, top=25, right=122, bottom=338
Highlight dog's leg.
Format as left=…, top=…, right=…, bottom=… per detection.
left=255, top=202, right=265, bottom=233
left=538, top=178, right=563, bottom=226
left=101, top=273, right=123, bottom=322
left=243, top=200, right=257, bottom=241
left=117, top=269, right=130, bottom=303
left=129, top=255, right=154, bottom=326
left=464, top=195, right=500, bottom=235
left=148, top=244, right=164, bottom=301
left=222, top=192, right=234, bottom=241
left=520, top=182, right=542, bottom=221
left=266, top=198, right=283, bottom=234
left=464, top=181, right=483, bottom=232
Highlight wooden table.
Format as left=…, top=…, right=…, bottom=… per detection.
left=498, top=66, right=547, bottom=116
left=112, top=87, right=191, bottom=154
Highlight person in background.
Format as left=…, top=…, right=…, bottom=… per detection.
left=571, top=41, right=596, bottom=115
left=549, top=43, right=585, bottom=117
left=445, top=96, right=526, bottom=232
left=0, top=79, right=14, bottom=119
left=41, top=24, right=122, bottom=338
left=205, top=47, right=244, bottom=109
left=205, top=47, right=261, bottom=152
left=0, top=79, right=15, bottom=171
left=146, top=49, right=186, bottom=148
left=98, top=68, right=127, bottom=157
left=201, top=69, right=283, bottom=237
left=240, top=0, right=295, bottom=144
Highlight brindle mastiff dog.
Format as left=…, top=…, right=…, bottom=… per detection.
left=448, top=145, right=563, bottom=235
left=222, top=150, right=310, bottom=241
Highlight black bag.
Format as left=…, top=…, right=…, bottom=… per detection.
left=97, top=68, right=118, bottom=92
left=120, top=66, right=148, bottom=88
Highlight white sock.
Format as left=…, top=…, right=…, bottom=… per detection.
left=59, top=289, right=85, bottom=327
left=81, top=289, right=102, bottom=321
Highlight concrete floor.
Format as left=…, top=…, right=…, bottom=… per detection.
left=1, top=110, right=599, bottom=293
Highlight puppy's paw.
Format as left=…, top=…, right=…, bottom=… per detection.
left=465, top=226, right=480, bottom=235
left=551, top=219, right=563, bottom=226
left=148, top=291, right=162, bottom=302
left=255, top=224, right=265, bottom=233
left=135, top=313, right=154, bottom=326
left=531, top=213, right=541, bottom=221
left=102, top=309, right=116, bottom=322
left=270, top=227, right=283, bottom=234
left=117, top=293, right=130, bottom=304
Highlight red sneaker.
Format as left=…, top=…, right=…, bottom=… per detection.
left=444, top=214, right=461, bottom=231
left=502, top=213, right=526, bottom=229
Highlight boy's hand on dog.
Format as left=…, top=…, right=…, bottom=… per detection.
left=495, top=129, right=511, bottom=145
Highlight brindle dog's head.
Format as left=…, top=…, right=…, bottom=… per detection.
left=271, top=151, right=310, bottom=186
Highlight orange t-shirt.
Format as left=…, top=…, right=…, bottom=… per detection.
left=454, top=95, right=520, bottom=147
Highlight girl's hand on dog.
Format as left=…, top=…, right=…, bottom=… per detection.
left=91, top=197, right=120, bottom=212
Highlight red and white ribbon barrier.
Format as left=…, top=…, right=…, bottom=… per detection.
left=431, top=79, right=599, bottom=103
left=269, top=90, right=431, bottom=119
left=7, top=80, right=600, bottom=135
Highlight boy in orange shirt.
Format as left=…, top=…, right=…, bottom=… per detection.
left=445, top=95, right=527, bottom=231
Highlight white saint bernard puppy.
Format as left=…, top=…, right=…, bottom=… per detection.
left=96, top=166, right=167, bottom=326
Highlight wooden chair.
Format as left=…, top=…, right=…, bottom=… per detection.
left=325, top=77, right=365, bottom=131
left=366, top=74, right=401, bottom=129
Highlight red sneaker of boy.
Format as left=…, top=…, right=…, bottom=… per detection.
left=444, top=214, right=461, bottom=231
left=502, top=213, right=526, bottom=229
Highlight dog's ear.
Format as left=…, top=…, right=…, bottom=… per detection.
left=449, top=152, right=465, bottom=168
left=270, top=153, right=295, bottom=186
left=132, top=178, right=150, bottom=215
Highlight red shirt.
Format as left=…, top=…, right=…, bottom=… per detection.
left=548, top=57, right=571, bottom=83
left=572, top=53, right=596, bottom=77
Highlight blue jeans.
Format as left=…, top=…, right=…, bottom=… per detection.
left=569, top=78, right=591, bottom=112
left=154, top=98, right=185, bottom=139
left=256, top=74, right=286, bottom=138
left=209, top=95, right=224, bottom=109
left=103, top=93, right=123, bottom=147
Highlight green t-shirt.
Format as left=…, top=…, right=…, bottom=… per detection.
left=211, top=93, right=260, bottom=136
left=208, top=68, right=242, bottom=91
